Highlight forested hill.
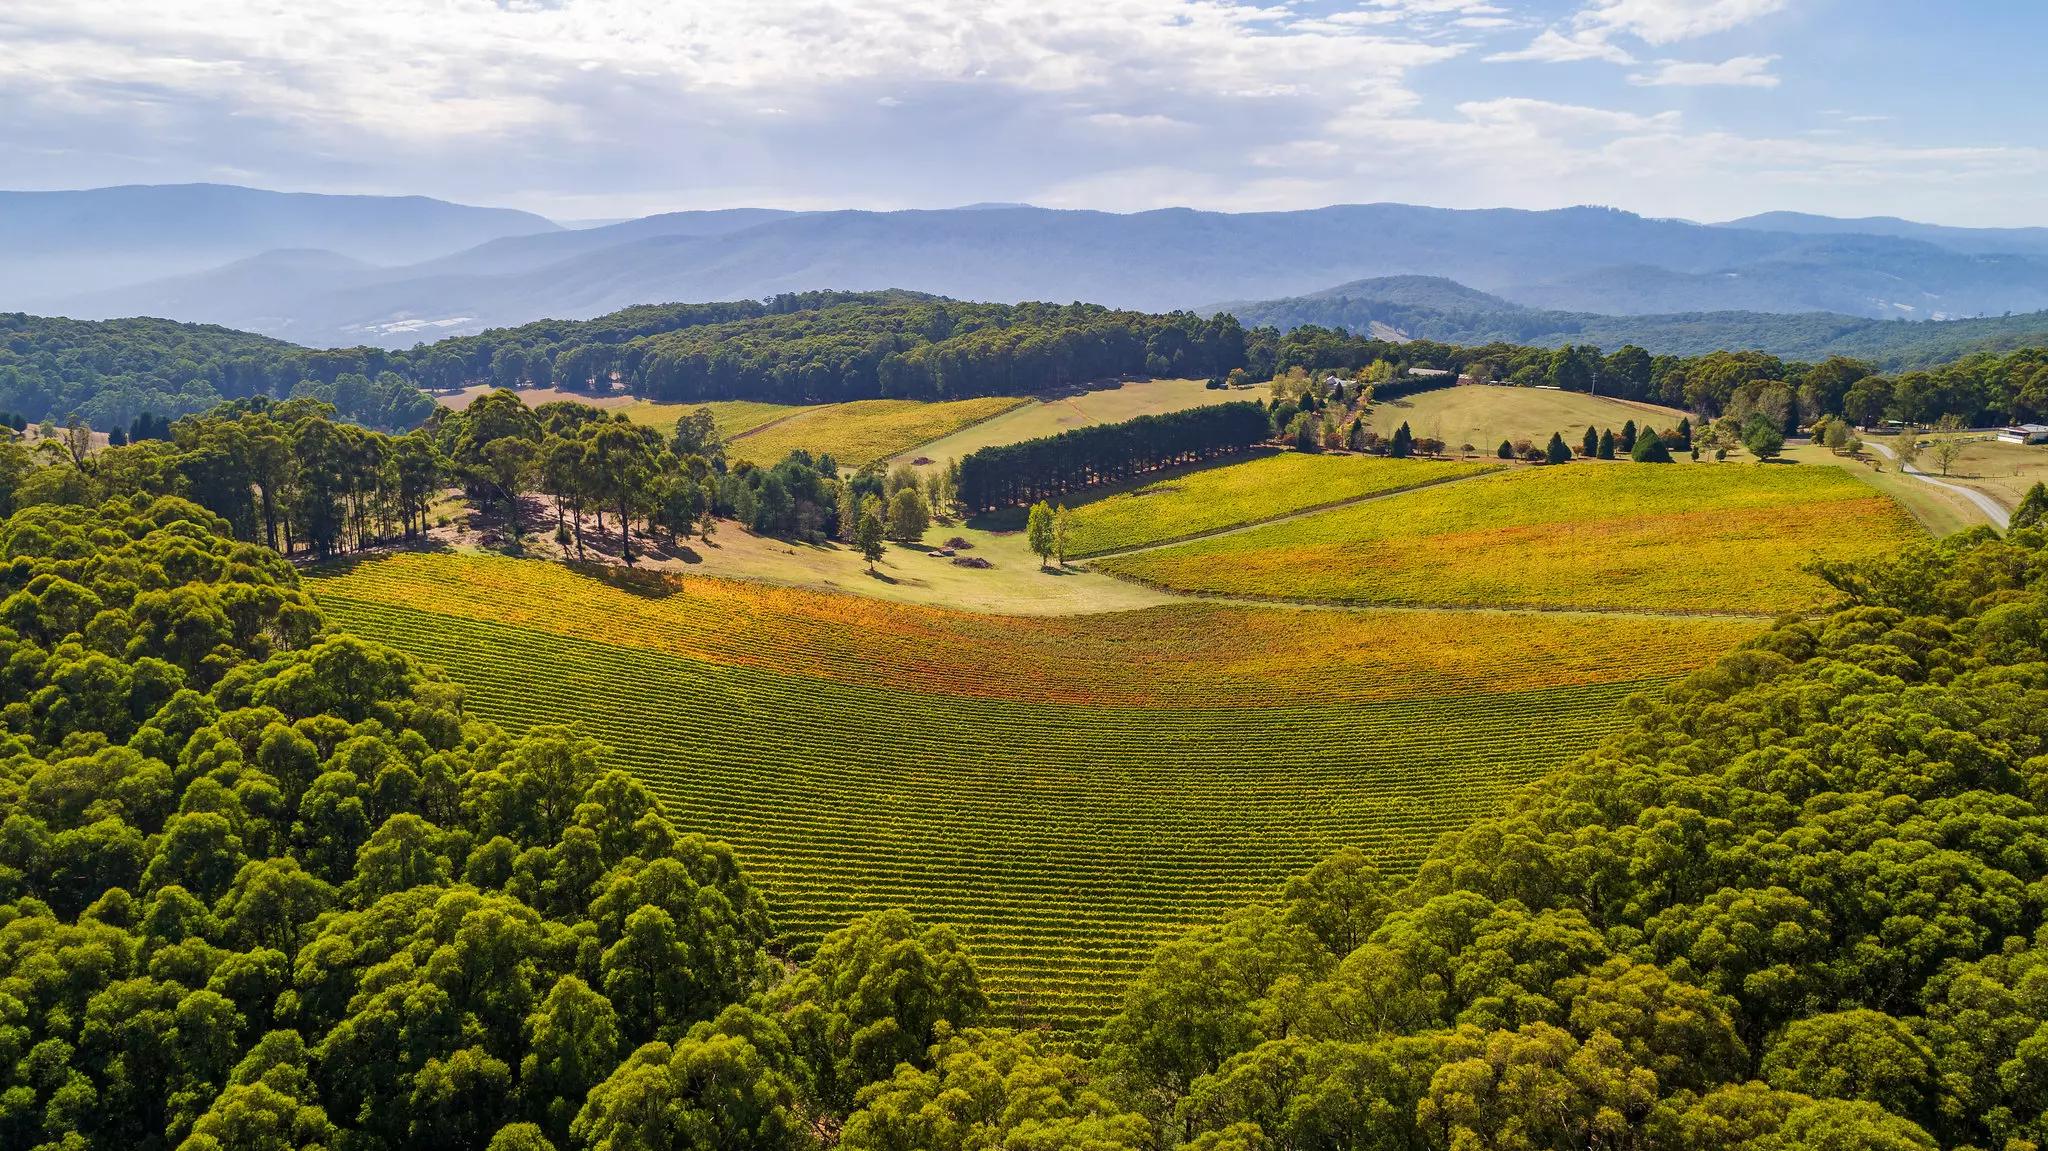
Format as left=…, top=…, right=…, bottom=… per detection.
left=21, top=285, right=2048, bottom=435
left=1223, top=275, right=2048, bottom=368
left=0, top=313, right=436, bottom=431
left=375, top=290, right=1250, bottom=403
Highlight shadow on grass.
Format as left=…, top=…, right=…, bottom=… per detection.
left=299, top=536, right=456, bottom=574
left=564, top=560, right=685, bottom=599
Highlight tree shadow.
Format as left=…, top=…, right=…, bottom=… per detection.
left=302, top=535, right=458, bottom=573
left=564, top=560, right=685, bottom=599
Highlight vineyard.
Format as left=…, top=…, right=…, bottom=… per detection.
left=1063, top=451, right=1496, bottom=557
left=313, top=553, right=1762, bottom=1028
left=726, top=395, right=1030, bottom=466
left=1096, top=462, right=1925, bottom=614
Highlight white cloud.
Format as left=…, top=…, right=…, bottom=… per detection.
left=1454, top=96, right=1681, bottom=134
left=1581, top=0, right=1791, bottom=44
left=1490, top=1, right=1789, bottom=69
left=1486, top=28, right=1637, bottom=64
left=1083, top=112, right=1191, bottom=132
left=1630, top=54, right=1780, bottom=87
left=2, top=0, right=2043, bottom=227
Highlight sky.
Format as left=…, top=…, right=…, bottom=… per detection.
left=2, top=0, right=2044, bottom=226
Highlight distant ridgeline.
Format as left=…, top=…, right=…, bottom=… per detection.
left=12, top=286, right=2048, bottom=436
left=1225, top=276, right=2048, bottom=370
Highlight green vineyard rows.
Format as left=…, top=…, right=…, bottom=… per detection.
left=318, top=574, right=1694, bottom=1030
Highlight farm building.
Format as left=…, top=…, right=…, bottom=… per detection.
left=1998, top=423, right=2048, bottom=444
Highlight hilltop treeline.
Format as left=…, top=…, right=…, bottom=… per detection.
left=0, top=314, right=437, bottom=431
left=955, top=402, right=1270, bottom=512
left=1269, top=324, right=2048, bottom=428
left=19, top=289, right=2048, bottom=442
left=373, top=290, right=1246, bottom=403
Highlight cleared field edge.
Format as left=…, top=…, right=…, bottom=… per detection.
left=1071, top=465, right=1500, bottom=560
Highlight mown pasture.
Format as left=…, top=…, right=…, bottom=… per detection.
left=313, top=552, right=1762, bottom=1029
left=1366, top=383, right=1690, bottom=452
left=1095, top=461, right=1924, bottom=614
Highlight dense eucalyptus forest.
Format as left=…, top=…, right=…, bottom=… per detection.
left=4, top=409, right=2048, bottom=1148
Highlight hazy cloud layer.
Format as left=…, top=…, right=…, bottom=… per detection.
left=2, top=0, right=2042, bottom=225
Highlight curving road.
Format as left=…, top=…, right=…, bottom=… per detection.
left=1864, top=440, right=2010, bottom=529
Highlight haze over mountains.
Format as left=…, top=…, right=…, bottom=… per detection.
left=11, top=184, right=2048, bottom=351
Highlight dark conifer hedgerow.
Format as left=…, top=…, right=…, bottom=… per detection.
left=955, top=402, right=1270, bottom=512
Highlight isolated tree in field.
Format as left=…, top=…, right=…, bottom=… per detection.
left=1676, top=417, right=1694, bottom=450
left=1497, top=439, right=1515, bottom=459
left=856, top=506, right=885, bottom=572
left=1389, top=422, right=1415, bottom=459
left=2014, top=482, right=2048, bottom=529
left=1582, top=426, right=1599, bottom=458
left=1928, top=415, right=1971, bottom=476
left=1632, top=429, right=1674, bottom=463
left=887, top=488, right=930, bottom=542
left=1741, top=413, right=1786, bottom=462
left=1597, top=429, right=1616, bottom=459
left=1815, top=417, right=1843, bottom=452
left=1544, top=432, right=1572, bottom=465
left=1894, top=432, right=1922, bottom=470
left=1053, top=505, right=1072, bottom=566
left=1619, top=420, right=1638, bottom=452
left=1026, top=500, right=1056, bottom=569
